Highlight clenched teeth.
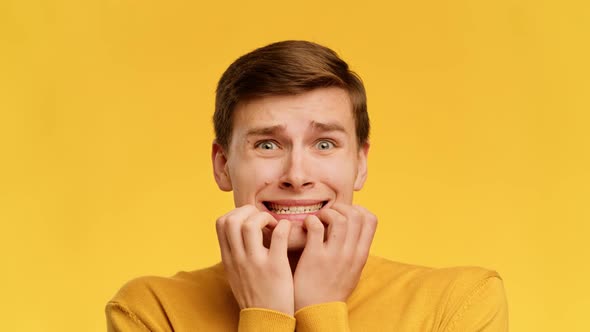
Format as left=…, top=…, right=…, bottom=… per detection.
left=267, top=202, right=323, bottom=214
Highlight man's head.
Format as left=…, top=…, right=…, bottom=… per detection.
left=212, top=41, right=370, bottom=250
left=214, top=40, right=369, bottom=151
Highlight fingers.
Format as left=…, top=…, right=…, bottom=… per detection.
left=215, top=206, right=294, bottom=315
left=215, top=215, right=233, bottom=265
left=216, top=205, right=260, bottom=260
left=293, top=204, right=377, bottom=310
left=316, top=208, right=347, bottom=249
left=242, top=212, right=277, bottom=257
left=331, top=203, right=363, bottom=244
left=225, top=206, right=259, bottom=259
left=269, top=219, right=291, bottom=259
left=353, top=205, right=378, bottom=259
left=303, top=215, right=325, bottom=250
left=316, top=203, right=376, bottom=260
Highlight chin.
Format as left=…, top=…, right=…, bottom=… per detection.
left=287, top=226, right=308, bottom=251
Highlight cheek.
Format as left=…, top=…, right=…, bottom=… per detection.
left=315, top=158, right=358, bottom=190
left=231, top=159, right=282, bottom=204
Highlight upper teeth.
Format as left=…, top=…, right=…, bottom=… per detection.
left=268, top=203, right=323, bottom=214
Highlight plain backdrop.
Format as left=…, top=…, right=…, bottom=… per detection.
left=1, top=0, right=589, bottom=331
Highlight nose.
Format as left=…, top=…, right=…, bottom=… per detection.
left=279, top=147, right=314, bottom=191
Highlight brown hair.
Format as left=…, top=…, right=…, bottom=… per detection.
left=214, top=40, right=369, bottom=150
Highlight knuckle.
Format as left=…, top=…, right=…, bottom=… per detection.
left=365, top=210, right=377, bottom=221
left=368, top=215, right=378, bottom=228
left=242, top=219, right=258, bottom=232
left=352, top=204, right=368, bottom=213
left=349, top=208, right=361, bottom=220
left=309, top=220, right=324, bottom=232
left=272, top=227, right=288, bottom=240
left=350, top=217, right=362, bottom=227
left=336, top=215, right=347, bottom=225
left=215, top=217, right=226, bottom=230
left=250, top=255, right=265, bottom=267
left=225, top=215, right=243, bottom=227
left=242, top=204, right=258, bottom=214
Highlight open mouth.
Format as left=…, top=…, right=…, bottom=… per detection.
left=263, top=201, right=328, bottom=215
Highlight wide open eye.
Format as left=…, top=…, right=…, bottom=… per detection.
left=315, top=140, right=335, bottom=150
left=255, top=140, right=279, bottom=150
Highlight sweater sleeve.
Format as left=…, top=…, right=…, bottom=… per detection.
left=107, top=301, right=297, bottom=332
left=238, top=308, right=296, bottom=331
left=106, top=301, right=152, bottom=332
left=294, top=302, right=350, bottom=332
left=445, top=276, right=509, bottom=332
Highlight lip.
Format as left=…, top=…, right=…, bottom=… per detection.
left=261, top=199, right=329, bottom=222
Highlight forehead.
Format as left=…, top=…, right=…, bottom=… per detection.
left=231, top=87, right=354, bottom=134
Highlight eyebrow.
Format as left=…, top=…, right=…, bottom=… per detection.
left=245, top=121, right=347, bottom=137
left=245, top=125, right=287, bottom=137
left=310, top=121, right=347, bottom=133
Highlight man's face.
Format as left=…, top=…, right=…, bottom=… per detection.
left=212, top=87, right=369, bottom=250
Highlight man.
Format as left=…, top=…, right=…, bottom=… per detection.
left=106, top=40, right=508, bottom=331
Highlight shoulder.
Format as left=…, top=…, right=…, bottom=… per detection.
left=108, top=262, right=227, bottom=306
left=358, top=256, right=508, bottom=331
left=363, top=255, right=503, bottom=293
left=432, top=266, right=508, bottom=331
left=106, top=263, right=237, bottom=331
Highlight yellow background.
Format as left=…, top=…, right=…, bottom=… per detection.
left=1, top=0, right=588, bottom=331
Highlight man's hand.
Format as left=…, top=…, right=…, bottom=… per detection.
left=293, top=204, right=377, bottom=311
left=215, top=205, right=295, bottom=315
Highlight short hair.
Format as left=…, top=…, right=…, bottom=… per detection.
left=214, top=40, right=369, bottom=151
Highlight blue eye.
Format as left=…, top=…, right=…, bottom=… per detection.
left=256, top=141, right=278, bottom=150
left=316, top=140, right=334, bottom=150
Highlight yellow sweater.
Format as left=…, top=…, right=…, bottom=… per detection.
left=106, top=256, right=508, bottom=331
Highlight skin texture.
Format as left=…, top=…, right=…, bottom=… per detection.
left=212, top=87, right=377, bottom=315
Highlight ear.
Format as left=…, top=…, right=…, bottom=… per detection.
left=353, top=142, right=370, bottom=191
left=212, top=140, right=233, bottom=192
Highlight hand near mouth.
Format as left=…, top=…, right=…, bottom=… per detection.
left=292, top=203, right=378, bottom=311
left=215, top=205, right=295, bottom=315
left=215, top=203, right=377, bottom=317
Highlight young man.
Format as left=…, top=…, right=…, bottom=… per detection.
left=106, top=41, right=508, bottom=331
